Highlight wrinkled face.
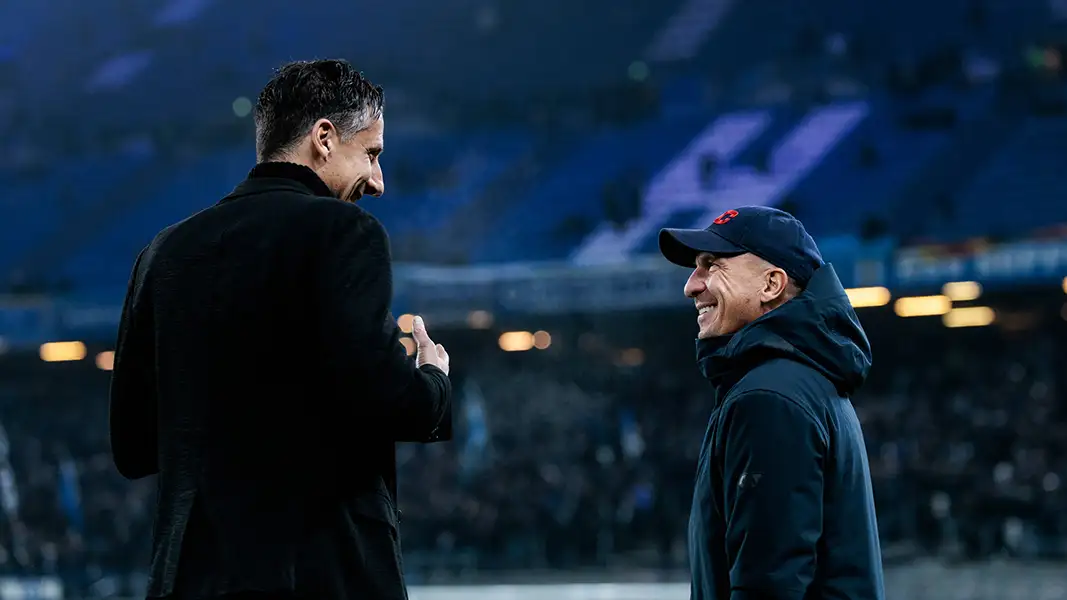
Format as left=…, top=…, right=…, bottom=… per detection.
left=684, top=252, right=786, bottom=338
left=312, top=116, right=385, bottom=202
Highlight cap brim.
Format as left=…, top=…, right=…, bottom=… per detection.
left=658, top=228, right=746, bottom=268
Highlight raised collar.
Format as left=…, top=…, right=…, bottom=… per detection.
left=247, top=161, right=333, bottom=198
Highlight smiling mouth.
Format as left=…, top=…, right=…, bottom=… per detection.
left=697, top=304, right=717, bottom=315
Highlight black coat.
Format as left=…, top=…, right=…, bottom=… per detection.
left=688, top=265, right=884, bottom=600
left=109, top=162, right=452, bottom=600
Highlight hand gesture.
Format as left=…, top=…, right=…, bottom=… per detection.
left=412, top=316, right=449, bottom=376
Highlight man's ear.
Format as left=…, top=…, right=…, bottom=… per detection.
left=761, top=268, right=789, bottom=304
left=310, top=118, right=335, bottom=160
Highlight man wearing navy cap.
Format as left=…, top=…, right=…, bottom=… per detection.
left=660, top=206, right=885, bottom=600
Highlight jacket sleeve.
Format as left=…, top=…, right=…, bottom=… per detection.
left=318, top=208, right=451, bottom=443
left=109, top=247, right=160, bottom=480
left=718, top=390, right=826, bottom=600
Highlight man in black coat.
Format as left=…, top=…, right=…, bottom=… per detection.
left=659, top=206, right=884, bottom=600
left=109, top=59, right=452, bottom=600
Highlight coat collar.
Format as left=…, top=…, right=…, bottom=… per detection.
left=245, top=161, right=334, bottom=198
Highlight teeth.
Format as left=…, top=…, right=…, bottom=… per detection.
left=698, top=306, right=712, bottom=315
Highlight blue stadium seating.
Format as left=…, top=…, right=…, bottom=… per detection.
left=363, top=130, right=532, bottom=237
left=6, top=0, right=677, bottom=135
left=60, top=150, right=252, bottom=292
left=3, top=0, right=1064, bottom=296
left=0, top=178, right=60, bottom=277
left=1, top=154, right=145, bottom=277
left=701, top=0, right=1050, bottom=77
left=950, top=117, right=1067, bottom=238
left=29, top=81, right=1044, bottom=295
left=7, top=78, right=1058, bottom=298
left=729, top=108, right=801, bottom=170
left=792, top=87, right=995, bottom=237
left=54, top=130, right=531, bottom=291
left=471, top=112, right=715, bottom=263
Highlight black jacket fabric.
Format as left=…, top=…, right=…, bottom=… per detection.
left=687, top=264, right=884, bottom=600
left=109, top=162, right=452, bottom=600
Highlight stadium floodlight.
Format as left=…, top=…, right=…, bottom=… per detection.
left=845, top=287, right=891, bottom=308
left=942, top=281, right=982, bottom=302
left=943, top=306, right=996, bottom=328
left=893, top=295, right=952, bottom=317
left=498, top=331, right=534, bottom=352
left=39, top=341, right=87, bottom=362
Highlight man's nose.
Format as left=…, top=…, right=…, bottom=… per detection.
left=684, top=269, right=705, bottom=298
left=367, top=165, right=385, bottom=197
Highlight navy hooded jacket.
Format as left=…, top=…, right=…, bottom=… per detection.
left=687, top=264, right=885, bottom=600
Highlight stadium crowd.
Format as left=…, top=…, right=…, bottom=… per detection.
left=0, top=307, right=1064, bottom=590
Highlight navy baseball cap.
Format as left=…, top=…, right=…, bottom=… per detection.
left=659, top=206, right=824, bottom=285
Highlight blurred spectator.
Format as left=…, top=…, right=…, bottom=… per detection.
left=1, top=310, right=1064, bottom=586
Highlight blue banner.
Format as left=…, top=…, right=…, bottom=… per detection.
left=890, top=240, right=1067, bottom=288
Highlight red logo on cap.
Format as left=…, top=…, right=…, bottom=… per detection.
left=713, top=209, right=739, bottom=225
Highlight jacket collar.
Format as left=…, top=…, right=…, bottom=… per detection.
left=221, top=162, right=335, bottom=204
left=696, top=334, right=738, bottom=405
left=247, top=161, right=334, bottom=197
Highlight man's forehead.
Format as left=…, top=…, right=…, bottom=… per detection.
left=355, top=114, right=383, bottom=133
left=356, top=117, right=384, bottom=147
left=696, top=251, right=742, bottom=264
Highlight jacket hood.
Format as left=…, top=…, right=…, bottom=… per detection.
left=696, top=264, right=872, bottom=397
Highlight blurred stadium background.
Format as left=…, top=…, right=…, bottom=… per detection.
left=2, top=0, right=1067, bottom=598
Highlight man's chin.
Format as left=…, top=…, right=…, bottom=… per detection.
left=698, top=325, right=739, bottom=339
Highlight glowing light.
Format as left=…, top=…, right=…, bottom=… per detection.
left=96, top=351, right=115, bottom=371
left=39, top=341, right=87, bottom=362
left=498, top=331, right=534, bottom=352
left=467, top=310, right=493, bottom=329
left=942, top=281, right=982, bottom=302
left=533, top=330, right=552, bottom=350
left=894, top=295, right=952, bottom=317
left=617, top=348, right=645, bottom=367
left=845, top=287, right=891, bottom=308
left=943, top=306, right=995, bottom=328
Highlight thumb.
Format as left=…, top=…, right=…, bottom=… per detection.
left=411, top=315, right=432, bottom=347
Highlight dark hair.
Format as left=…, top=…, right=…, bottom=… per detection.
left=254, top=59, right=384, bottom=162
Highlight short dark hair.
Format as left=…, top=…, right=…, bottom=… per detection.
left=254, top=59, right=384, bottom=162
